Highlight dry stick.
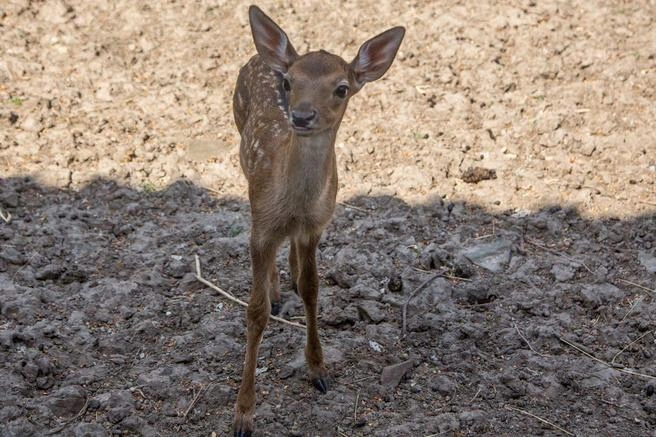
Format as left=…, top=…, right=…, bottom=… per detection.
left=0, top=209, right=11, bottom=224
left=525, top=239, right=594, bottom=274
left=504, top=405, right=575, bottom=436
left=353, top=389, right=360, bottom=421
left=194, top=255, right=306, bottom=330
left=611, top=330, right=655, bottom=365
left=469, top=386, right=482, bottom=404
left=514, top=323, right=545, bottom=357
left=193, top=255, right=234, bottom=297
left=617, top=278, right=656, bottom=295
left=557, top=335, right=656, bottom=380
left=183, top=382, right=214, bottom=419
left=620, top=295, right=644, bottom=323
left=412, top=267, right=472, bottom=282
left=339, top=202, right=369, bottom=213
left=402, top=272, right=443, bottom=337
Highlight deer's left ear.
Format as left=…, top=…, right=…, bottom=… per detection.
left=249, top=5, right=298, bottom=73
left=350, top=26, right=405, bottom=91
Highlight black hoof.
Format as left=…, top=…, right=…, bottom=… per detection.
left=234, top=430, right=252, bottom=437
left=271, top=300, right=281, bottom=316
left=312, top=377, right=328, bottom=394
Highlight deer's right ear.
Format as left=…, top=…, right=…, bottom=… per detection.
left=350, top=26, right=405, bottom=91
left=249, top=6, right=298, bottom=73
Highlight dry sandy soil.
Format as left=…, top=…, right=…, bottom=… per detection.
left=1, top=0, right=656, bottom=436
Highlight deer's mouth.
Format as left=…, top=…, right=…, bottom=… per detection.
left=290, top=124, right=315, bottom=135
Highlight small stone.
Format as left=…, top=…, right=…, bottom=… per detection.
left=35, top=264, right=65, bottom=280
left=0, top=247, right=26, bottom=265
left=460, top=167, right=497, bottom=184
left=279, top=366, right=295, bottom=379
left=380, top=360, right=414, bottom=389
left=460, top=238, right=512, bottom=273
left=73, top=422, right=111, bottom=437
left=431, top=375, right=457, bottom=395
left=387, top=274, right=403, bottom=292
left=638, top=251, right=656, bottom=274
left=368, top=340, right=383, bottom=353
left=357, top=301, right=387, bottom=324
left=163, top=255, right=189, bottom=278
left=47, top=385, right=86, bottom=416
left=434, top=412, right=460, bottom=434
left=579, top=283, right=624, bottom=308
left=551, top=263, right=576, bottom=282
left=323, top=304, right=359, bottom=327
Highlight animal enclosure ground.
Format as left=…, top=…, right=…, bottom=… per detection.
left=1, top=1, right=655, bottom=436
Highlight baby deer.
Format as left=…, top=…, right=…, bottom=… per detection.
left=232, top=5, right=404, bottom=436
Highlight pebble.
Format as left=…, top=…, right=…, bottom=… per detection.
left=460, top=238, right=512, bottom=273
left=47, top=385, right=86, bottom=416
left=357, top=301, right=388, bottom=323
left=380, top=360, right=414, bottom=389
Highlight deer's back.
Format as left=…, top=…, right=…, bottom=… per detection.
left=234, top=56, right=291, bottom=179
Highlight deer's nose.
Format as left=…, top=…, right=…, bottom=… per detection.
left=291, top=109, right=317, bottom=127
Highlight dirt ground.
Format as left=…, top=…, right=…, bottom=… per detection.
left=1, top=0, right=656, bottom=436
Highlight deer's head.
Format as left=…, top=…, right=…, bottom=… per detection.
left=249, top=5, right=405, bottom=136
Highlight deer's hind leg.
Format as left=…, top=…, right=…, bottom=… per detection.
left=289, top=236, right=300, bottom=293
left=269, top=264, right=281, bottom=315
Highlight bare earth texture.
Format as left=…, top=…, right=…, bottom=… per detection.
left=1, top=1, right=655, bottom=436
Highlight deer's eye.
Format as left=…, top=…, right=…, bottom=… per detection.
left=334, top=84, right=349, bottom=99
left=282, top=78, right=291, bottom=92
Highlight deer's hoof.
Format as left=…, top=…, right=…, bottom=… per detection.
left=233, top=410, right=254, bottom=437
left=312, top=376, right=329, bottom=394
left=271, top=300, right=281, bottom=316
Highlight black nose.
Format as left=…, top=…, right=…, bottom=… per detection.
left=291, top=110, right=317, bottom=127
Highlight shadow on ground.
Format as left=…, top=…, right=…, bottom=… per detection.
left=1, top=176, right=655, bottom=436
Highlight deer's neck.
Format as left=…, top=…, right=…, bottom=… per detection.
left=283, top=129, right=337, bottom=204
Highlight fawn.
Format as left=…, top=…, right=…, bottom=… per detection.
left=232, top=5, right=404, bottom=435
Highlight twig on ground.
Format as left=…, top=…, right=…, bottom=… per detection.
left=0, top=209, right=11, bottom=224
left=339, top=202, right=369, bottom=213
left=617, top=278, right=656, bottom=295
left=514, top=323, right=545, bottom=357
left=620, top=295, right=644, bottom=323
left=525, top=239, right=594, bottom=274
left=469, top=386, right=482, bottom=404
left=412, top=267, right=472, bottom=282
left=504, top=405, right=574, bottom=436
left=611, top=330, right=654, bottom=365
left=402, top=272, right=443, bottom=338
left=353, top=389, right=360, bottom=421
left=194, top=255, right=306, bottom=330
left=557, top=335, right=656, bottom=380
left=183, top=382, right=214, bottom=419
left=343, top=375, right=376, bottom=386
left=47, top=398, right=89, bottom=435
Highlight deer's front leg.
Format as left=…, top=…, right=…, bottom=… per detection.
left=234, top=233, right=279, bottom=437
left=295, top=232, right=328, bottom=393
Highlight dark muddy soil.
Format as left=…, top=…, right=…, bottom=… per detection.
left=1, top=1, right=656, bottom=436
left=1, top=177, right=655, bottom=436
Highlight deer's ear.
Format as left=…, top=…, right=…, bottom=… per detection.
left=249, top=6, right=298, bottom=73
left=350, top=27, right=405, bottom=90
